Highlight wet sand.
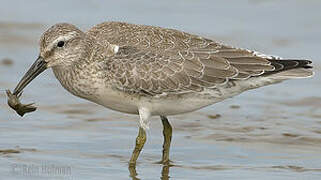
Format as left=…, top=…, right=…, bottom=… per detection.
left=1, top=0, right=321, bottom=179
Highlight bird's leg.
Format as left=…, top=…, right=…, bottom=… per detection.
left=128, top=165, right=140, bottom=180
left=129, top=107, right=150, bottom=166
left=160, top=116, right=172, bottom=165
left=129, top=127, right=146, bottom=167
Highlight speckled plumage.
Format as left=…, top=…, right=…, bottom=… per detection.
left=18, top=21, right=313, bottom=166
left=38, top=22, right=313, bottom=129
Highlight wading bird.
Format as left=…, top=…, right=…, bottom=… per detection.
left=10, top=22, right=313, bottom=166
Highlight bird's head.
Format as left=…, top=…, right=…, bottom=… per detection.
left=39, top=23, right=86, bottom=67
left=13, top=23, right=88, bottom=95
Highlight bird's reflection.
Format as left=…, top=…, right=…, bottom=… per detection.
left=128, top=164, right=171, bottom=180
left=161, top=165, right=170, bottom=180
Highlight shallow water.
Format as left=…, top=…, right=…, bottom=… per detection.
left=0, top=0, right=321, bottom=179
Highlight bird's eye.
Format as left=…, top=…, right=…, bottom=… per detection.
left=57, top=41, right=65, bottom=47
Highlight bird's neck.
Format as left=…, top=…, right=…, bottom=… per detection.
left=52, top=37, right=110, bottom=101
left=52, top=55, right=99, bottom=100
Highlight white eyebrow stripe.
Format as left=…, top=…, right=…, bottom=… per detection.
left=46, top=31, right=77, bottom=51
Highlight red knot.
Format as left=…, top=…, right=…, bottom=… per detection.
left=11, top=22, right=314, bottom=166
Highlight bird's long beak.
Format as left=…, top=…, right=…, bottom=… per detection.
left=13, top=56, right=47, bottom=95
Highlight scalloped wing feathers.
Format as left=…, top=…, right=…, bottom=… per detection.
left=88, top=22, right=310, bottom=95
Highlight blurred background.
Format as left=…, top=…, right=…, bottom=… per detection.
left=0, top=0, right=320, bottom=179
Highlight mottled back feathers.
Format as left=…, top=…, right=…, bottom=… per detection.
left=87, top=22, right=312, bottom=94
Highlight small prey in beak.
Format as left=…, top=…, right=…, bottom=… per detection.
left=6, top=90, right=37, bottom=117
left=6, top=56, right=47, bottom=116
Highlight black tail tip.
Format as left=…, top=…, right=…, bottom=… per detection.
left=299, top=59, right=313, bottom=69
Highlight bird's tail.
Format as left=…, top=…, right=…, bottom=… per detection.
left=264, top=59, right=314, bottom=79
